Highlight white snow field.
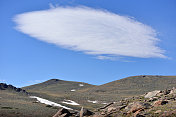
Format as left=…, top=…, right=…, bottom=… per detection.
left=29, top=96, right=72, bottom=110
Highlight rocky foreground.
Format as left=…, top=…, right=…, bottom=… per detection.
left=53, top=87, right=176, bottom=117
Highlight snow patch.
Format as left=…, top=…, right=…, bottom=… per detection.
left=62, top=99, right=80, bottom=105
left=87, top=100, right=98, bottom=104
left=29, top=96, right=72, bottom=110
left=102, top=102, right=108, bottom=105
left=79, top=84, right=84, bottom=87
left=71, top=89, right=76, bottom=92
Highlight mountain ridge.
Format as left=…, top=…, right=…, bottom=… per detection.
left=83, top=75, right=176, bottom=101
left=1, top=75, right=176, bottom=116
left=22, top=75, right=176, bottom=109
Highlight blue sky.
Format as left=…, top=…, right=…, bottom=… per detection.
left=0, top=0, right=176, bottom=87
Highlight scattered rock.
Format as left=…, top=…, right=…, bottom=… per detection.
left=53, top=87, right=176, bottom=117
left=160, top=110, right=176, bottom=117
left=98, top=102, right=114, bottom=110
left=80, top=107, right=84, bottom=117
left=60, top=113, right=68, bottom=117
left=148, top=97, right=158, bottom=102
left=133, top=110, right=145, bottom=117
left=79, top=107, right=94, bottom=117
left=92, top=114, right=105, bottom=117
left=154, top=110, right=162, bottom=114
left=156, top=93, right=164, bottom=97
left=119, top=105, right=127, bottom=110
left=129, top=103, right=144, bottom=113
left=100, top=111, right=106, bottom=115
left=53, top=108, right=71, bottom=117
left=107, top=107, right=117, bottom=113
left=163, top=89, right=171, bottom=95
left=169, top=87, right=176, bottom=94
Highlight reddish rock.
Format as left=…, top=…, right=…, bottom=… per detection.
left=107, top=107, right=117, bottom=113
left=153, top=100, right=168, bottom=107
left=133, top=109, right=145, bottom=117
left=126, top=102, right=151, bottom=113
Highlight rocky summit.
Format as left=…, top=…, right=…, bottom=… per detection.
left=53, top=87, right=176, bottom=117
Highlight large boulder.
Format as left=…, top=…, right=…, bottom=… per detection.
left=152, top=100, right=168, bottom=107
left=125, top=102, right=151, bottom=113
left=144, top=90, right=161, bottom=98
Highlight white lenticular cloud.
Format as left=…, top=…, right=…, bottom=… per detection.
left=13, top=6, right=166, bottom=59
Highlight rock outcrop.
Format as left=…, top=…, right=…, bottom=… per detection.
left=0, top=83, right=28, bottom=94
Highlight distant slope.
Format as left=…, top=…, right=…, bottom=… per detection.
left=23, top=79, right=98, bottom=110
left=23, top=76, right=176, bottom=110
left=24, top=79, right=94, bottom=95
left=84, top=75, right=176, bottom=101
left=0, top=83, right=58, bottom=117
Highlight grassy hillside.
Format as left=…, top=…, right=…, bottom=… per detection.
left=23, top=79, right=99, bottom=110
left=84, top=75, right=176, bottom=101
left=0, top=89, right=58, bottom=117
left=24, top=79, right=94, bottom=94
left=23, top=76, right=176, bottom=110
